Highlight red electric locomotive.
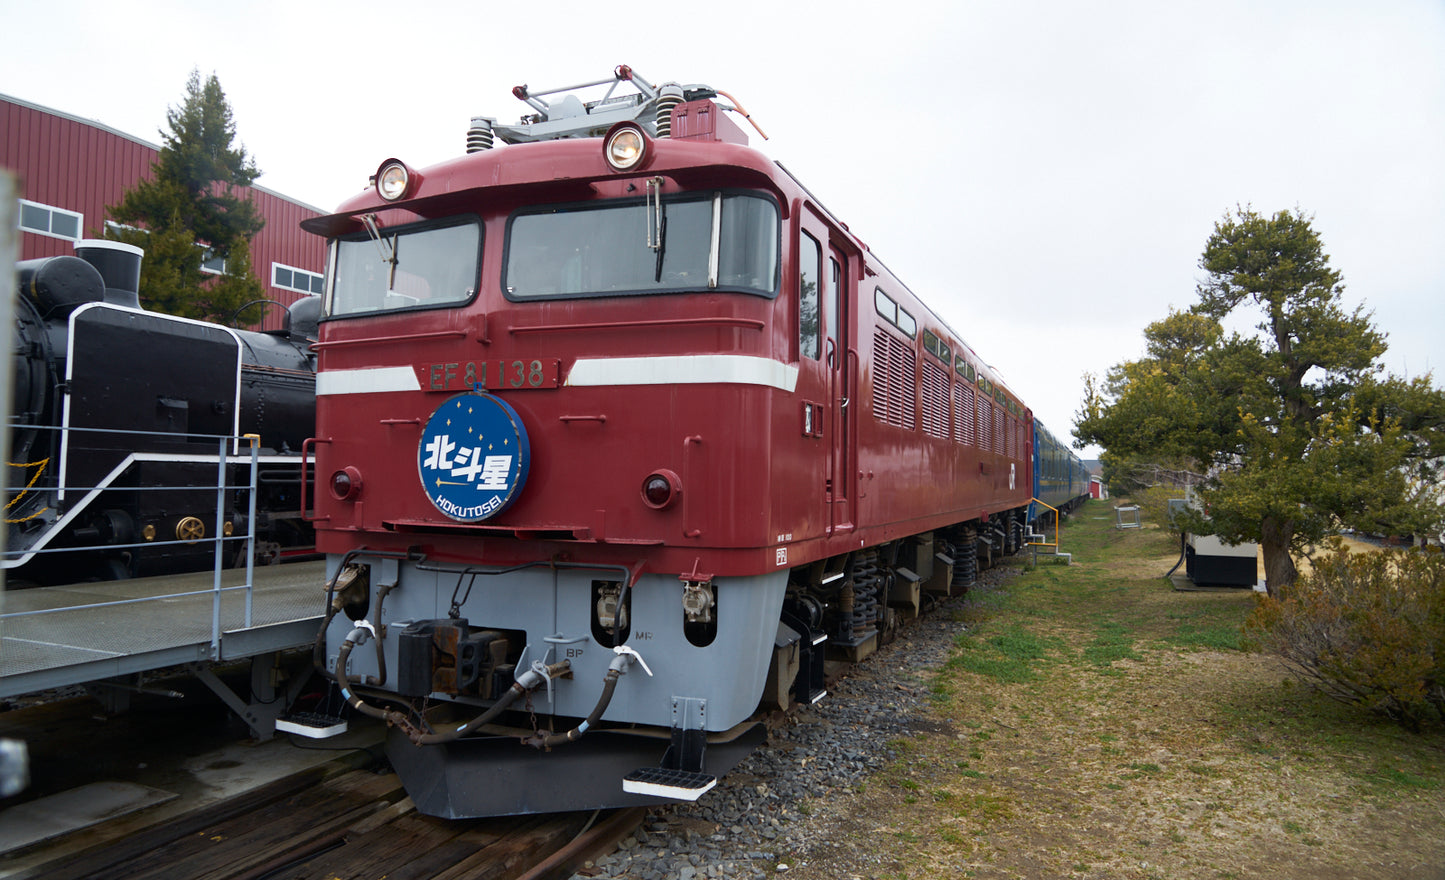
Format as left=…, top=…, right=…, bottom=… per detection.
left=300, top=67, right=1037, bottom=817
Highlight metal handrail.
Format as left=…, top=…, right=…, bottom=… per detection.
left=2, top=428, right=267, bottom=660
left=1026, top=496, right=1062, bottom=556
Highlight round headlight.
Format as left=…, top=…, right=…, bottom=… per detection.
left=604, top=126, right=647, bottom=171
left=377, top=162, right=410, bottom=201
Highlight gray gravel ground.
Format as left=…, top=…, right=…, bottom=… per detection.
left=570, top=566, right=1017, bottom=879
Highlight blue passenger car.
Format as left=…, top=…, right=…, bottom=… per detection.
left=1031, top=420, right=1090, bottom=522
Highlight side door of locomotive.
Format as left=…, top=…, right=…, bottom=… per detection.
left=825, top=240, right=855, bottom=534
left=799, top=208, right=856, bottom=536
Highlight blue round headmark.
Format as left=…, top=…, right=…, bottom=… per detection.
left=417, top=393, right=531, bottom=522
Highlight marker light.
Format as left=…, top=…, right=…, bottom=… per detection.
left=604, top=125, right=647, bottom=171
left=641, top=470, right=680, bottom=509
left=331, top=466, right=363, bottom=501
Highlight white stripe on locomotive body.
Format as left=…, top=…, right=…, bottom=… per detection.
left=316, top=366, right=423, bottom=396
left=565, top=355, right=799, bottom=392
left=315, top=356, right=800, bottom=396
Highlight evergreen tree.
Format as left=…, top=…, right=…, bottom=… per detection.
left=105, top=69, right=265, bottom=322
left=1076, top=207, right=1445, bottom=592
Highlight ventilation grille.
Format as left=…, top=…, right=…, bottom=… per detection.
left=953, top=384, right=976, bottom=446
left=921, top=360, right=951, bottom=439
left=872, top=328, right=916, bottom=430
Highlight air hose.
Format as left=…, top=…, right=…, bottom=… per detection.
left=333, top=625, right=403, bottom=724
left=333, top=630, right=649, bottom=750
left=332, top=624, right=554, bottom=744
left=524, top=647, right=651, bottom=749
left=526, top=669, right=620, bottom=749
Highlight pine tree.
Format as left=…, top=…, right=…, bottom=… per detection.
left=105, top=70, right=265, bottom=322
left=1076, top=207, right=1445, bottom=592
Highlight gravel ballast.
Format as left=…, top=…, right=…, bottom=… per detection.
left=570, top=566, right=1015, bottom=880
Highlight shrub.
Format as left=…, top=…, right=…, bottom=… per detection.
left=1244, top=546, right=1445, bottom=730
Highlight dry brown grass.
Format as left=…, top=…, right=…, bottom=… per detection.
left=773, top=510, right=1445, bottom=880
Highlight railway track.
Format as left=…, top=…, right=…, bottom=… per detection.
left=6, top=757, right=644, bottom=880
left=0, top=693, right=645, bottom=880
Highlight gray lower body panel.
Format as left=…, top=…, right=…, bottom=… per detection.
left=385, top=723, right=766, bottom=818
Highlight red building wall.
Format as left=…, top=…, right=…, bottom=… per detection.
left=2, top=93, right=325, bottom=331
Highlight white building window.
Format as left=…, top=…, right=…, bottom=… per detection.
left=19, top=200, right=83, bottom=241
left=200, top=248, right=227, bottom=275
left=272, top=262, right=324, bottom=295
left=105, top=223, right=227, bottom=274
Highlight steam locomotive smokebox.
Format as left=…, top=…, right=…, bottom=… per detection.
left=74, top=239, right=143, bottom=309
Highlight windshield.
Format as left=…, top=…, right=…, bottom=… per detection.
left=327, top=217, right=481, bottom=316
left=503, top=192, right=778, bottom=300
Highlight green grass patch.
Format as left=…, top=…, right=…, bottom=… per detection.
left=953, top=791, right=1016, bottom=823
left=945, top=623, right=1060, bottom=683
left=1084, top=621, right=1142, bottom=670
left=1363, top=765, right=1442, bottom=791
left=1167, top=621, right=1244, bottom=651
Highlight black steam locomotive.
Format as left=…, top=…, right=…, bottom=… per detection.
left=5, top=240, right=317, bottom=586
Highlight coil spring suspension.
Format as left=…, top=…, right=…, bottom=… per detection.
left=1001, top=512, right=1017, bottom=555
left=952, top=526, right=978, bottom=590
left=848, top=550, right=882, bottom=640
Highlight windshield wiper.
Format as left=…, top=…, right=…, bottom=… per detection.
left=361, top=213, right=395, bottom=264
left=361, top=213, right=399, bottom=290
left=646, top=177, right=666, bottom=282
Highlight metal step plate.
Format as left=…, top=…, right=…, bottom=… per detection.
left=276, top=713, right=348, bottom=739
left=622, top=767, right=718, bottom=800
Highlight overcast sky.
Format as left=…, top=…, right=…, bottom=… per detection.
left=4, top=0, right=1442, bottom=459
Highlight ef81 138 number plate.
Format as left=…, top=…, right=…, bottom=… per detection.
left=423, top=358, right=560, bottom=391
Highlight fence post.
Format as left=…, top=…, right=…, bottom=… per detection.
left=211, top=436, right=227, bottom=657
left=243, top=434, right=261, bottom=628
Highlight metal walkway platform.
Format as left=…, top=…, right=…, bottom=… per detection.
left=0, top=561, right=326, bottom=701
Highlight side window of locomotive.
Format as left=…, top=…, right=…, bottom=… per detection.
left=504, top=192, right=778, bottom=300
left=875, top=288, right=897, bottom=323
left=897, top=307, right=917, bottom=338
left=799, top=231, right=821, bottom=360
left=328, top=217, right=481, bottom=317
left=719, top=194, right=780, bottom=291
left=827, top=257, right=841, bottom=356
